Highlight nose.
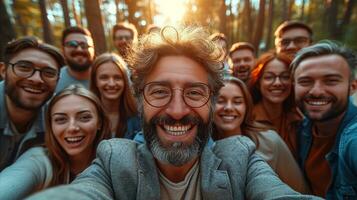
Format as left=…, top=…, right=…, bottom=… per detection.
left=286, top=41, right=297, bottom=50
left=67, top=118, right=80, bottom=134
left=272, top=76, right=283, bottom=86
left=108, top=78, right=115, bottom=86
left=27, top=70, right=44, bottom=83
left=224, top=101, right=233, bottom=111
left=165, top=90, right=191, bottom=120
left=309, top=81, right=325, bottom=97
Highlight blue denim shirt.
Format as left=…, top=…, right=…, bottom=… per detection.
left=298, top=102, right=357, bottom=199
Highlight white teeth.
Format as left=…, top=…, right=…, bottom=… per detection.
left=222, top=115, right=235, bottom=120
left=65, top=136, right=84, bottom=143
left=270, top=89, right=284, bottom=94
left=163, top=124, right=191, bottom=136
left=307, top=100, right=329, bottom=106
left=23, top=87, right=43, bottom=94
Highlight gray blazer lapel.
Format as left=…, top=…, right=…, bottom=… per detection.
left=200, top=145, right=233, bottom=200
left=136, top=144, right=160, bottom=200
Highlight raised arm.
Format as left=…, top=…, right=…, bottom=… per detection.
left=0, top=147, right=52, bottom=200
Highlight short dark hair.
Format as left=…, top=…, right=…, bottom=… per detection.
left=61, top=26, right=92, bottom=45
left=229, top=42, right=256, bottom=57
left=274, top=20, right=313, bottom=39
left=291, top=40, right=357, bottom=80
left=112, top=22, right=138, bottom=41
left=4, top=36, right=65, bottom=68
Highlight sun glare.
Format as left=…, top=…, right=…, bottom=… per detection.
left=154, top=0, right=188, bottom=26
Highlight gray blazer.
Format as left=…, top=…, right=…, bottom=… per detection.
left=28, top=136, right=321, bottom=200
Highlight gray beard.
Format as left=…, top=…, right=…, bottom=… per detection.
left=142, top=113, right=211, bottom=167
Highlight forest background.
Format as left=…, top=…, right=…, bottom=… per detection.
left=0, top=0, right=356, bottom=61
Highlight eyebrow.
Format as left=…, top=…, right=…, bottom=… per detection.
left=52, top=110, right=92, bottom=116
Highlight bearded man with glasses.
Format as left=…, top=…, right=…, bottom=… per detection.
left=0, top=36, right=64, bottom=170
left=28, top=26, right=321, bottom=200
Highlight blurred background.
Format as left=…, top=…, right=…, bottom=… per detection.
left=0, top=0, right=356, bottom=61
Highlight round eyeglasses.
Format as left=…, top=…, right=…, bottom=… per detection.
left=7, top=61, right=59, bottom=82
left=142, top=82, right=211, bottom=108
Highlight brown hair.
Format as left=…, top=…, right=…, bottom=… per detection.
left=213, top=76, right=268, bottom=144
left=249, top=51, right=294, bottom=110
left=274, top=20, right=313, bottom=39
left=229, top=42, right=256, bottom=57
left=45, top=84, right=110, bottom=186
left=89, top=53, right=137, bottom=137
left=128, top=25, right=224, bottom=104
left=61, top=26, right=92, bottom=45
left=3, top=36, right=64, bottom=68
left=112, top=22, right=138, bottom=42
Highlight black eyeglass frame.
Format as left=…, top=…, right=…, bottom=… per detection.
left=7, top=61, right=59, bottom=81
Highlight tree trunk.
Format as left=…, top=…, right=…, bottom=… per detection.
left=84, top=0, right=107, bottom=55
left=265, top=0, right=274, bottom=51
left=243, top=0, right=253, bottom=42
left=0, top=0, right=17, bottom=62
left=282, top=0, right=287, bottom=21
left=253, top=0, right=265, bottom=52
left=72, top=0, right=81, bottom=26
left=39, top=0, right=54, bottom=44
left=124, top=0, right=138, bottom=27
left=287, top=0, right=294, bottom=20
left=115, top=0, right=120, bottom=23
left=327, top=0, right=339, bottom=39
left=60, top=0, right=71, bottom=28
left=335, top=0, right=355, bottom=39
left=219, top=0, right=227, bottom=36
left=300, top=0, right=305, bottom=20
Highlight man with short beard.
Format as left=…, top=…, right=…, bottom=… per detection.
left=0, top=36, right=64, bottom=170
left=28, top=26, right=321, bottom=200
left=228, top=42, right=256, bottom=84
left=112, top=22, right=137, bottom=62
left=55, top=26, right=95, bottom=92
left=291, top=41, right=357, bottom=199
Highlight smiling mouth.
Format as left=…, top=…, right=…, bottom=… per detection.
left=65, top=136, right=85, bottom=144
left=219, top=115, right=237, bottom=122
left=162, top=124, right=192, bottom=136
left=305, top=99, right=330, bottom=106
left=23, top=86, right=45, bottom=94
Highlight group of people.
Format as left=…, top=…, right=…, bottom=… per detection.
left=0, top=20, right=355, bottom=200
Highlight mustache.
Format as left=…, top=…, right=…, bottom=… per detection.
left=150, top=114, right=201, bottom=126
left=304, top=94, right=334, bottom=101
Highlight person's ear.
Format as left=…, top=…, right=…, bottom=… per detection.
left=350, top=79, right=357, bottom=95
left=0, top=62, right=6, bottom=80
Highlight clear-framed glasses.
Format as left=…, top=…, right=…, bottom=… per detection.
left=278, top=36, right=310, bottom=48
left=262, top=73, right=291, bottom=84
left=7, top=61, right=59, bottom=82
left=64, top=40, right=92, bottom=49
left=142, top=82, right=211, bottom=108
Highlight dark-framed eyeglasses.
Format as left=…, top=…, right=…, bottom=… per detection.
left=142, top=82, right=211, bottom=108
left=278, top=36, right=310, bottom=48
left=262, top=73, right=291, bottom=84
left=7, top=61, right=59, bottom=81
left=64, top=40, right=92, bottom=49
